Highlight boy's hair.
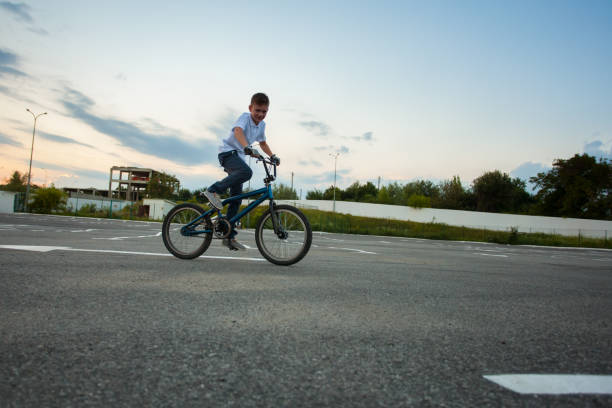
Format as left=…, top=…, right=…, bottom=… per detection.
left=251, top=92, right=269, bottom=106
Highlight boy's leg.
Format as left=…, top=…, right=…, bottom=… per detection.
left=227, top=182, right=243, bottom=239
left=207, top=151, right=253, bottom=199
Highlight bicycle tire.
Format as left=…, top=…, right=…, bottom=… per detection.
left=255, top=204, right=312, bottom=265
left=162, top=203, right=212, bottom=259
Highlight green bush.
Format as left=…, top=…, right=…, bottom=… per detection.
left=407, top=194, right=431, bottom=208
left=30, top=186, right=67, bottom=213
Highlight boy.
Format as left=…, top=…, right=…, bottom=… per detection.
left=203, top=93, right=280, bottom=251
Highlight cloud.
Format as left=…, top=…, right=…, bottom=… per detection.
left=38, top=131, right=95, bottom=148
left=295, top=169, right=352, bottom=187
left=298, top=159, right=323, bottom=167
left=60, top=87, right=218, bottom=165
left=313, top=144, right=349, bottom=154
left=34, top=160, right=109, bottom=179
left=0, top=2, right=48, bottom=35
left=314, top=145, right=333, bottom=151
left=299, top=120, right=330, bottom=137
left=350, top=131, right=374, bottom=142
left=584, top=140, right=612, bottom=161
left=207, top=108, right=239, bottom=139
left=0, top=48, right=27, bottom=77
left=115, top=73, right=127, bottom=81
left=0, top=132, right=22, bottom=147
left=27, top=26, right=48, bottom=36
left=0, top=1, right=33, bottom=22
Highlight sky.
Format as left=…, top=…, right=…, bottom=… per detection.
left=1, top=0, right=611, bottom=196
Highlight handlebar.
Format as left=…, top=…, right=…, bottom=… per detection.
left=251, top=153, right=277, bottom=183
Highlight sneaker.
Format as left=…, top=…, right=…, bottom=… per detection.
left=222, top=238, right=247, bottom=251
left=202, top=190, right=223, bottom=209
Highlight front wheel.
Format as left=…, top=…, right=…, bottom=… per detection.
left=255, top=205, right=312, bottom=265
left=162, top=203, right=212, bottom=259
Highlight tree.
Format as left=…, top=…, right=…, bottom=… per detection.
left=376, top=186, right=393, bottom=204
left=29, top=185, right=67, bottom=213
left=146, top=172, right=180, bottom=200
left=437, top=176, right=472, bottom=210
left=472, top=170, right=532, bottom=213
left=407, top=194, right=431, bottom=208
left=1, top=170, right=28, bottom=192
left=342, top=181, right=378, bottom=202
left=323, top=186, right=343, bottom=201
left=306, top=189, right=324, bottom=200
left=176, top=188, right=193, bottom=201
left=530, top=154, right=612, bottom=219
left=273, top=183, right=298, bottom=199
left=404, top=180, right=440, bottom=206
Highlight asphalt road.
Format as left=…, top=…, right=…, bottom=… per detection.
left=1, top=213, right=611, bottom=407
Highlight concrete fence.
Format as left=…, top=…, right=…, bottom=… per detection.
left=276, top=200, right=612, bottom=239
left=66, top=196, right=132, bottom=214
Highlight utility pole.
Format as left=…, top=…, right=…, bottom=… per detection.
left=25, top=109, right=47, bottom=212
left=329, top=152, right=340, bottom=212
left=377, top=176, right=381, bottom=190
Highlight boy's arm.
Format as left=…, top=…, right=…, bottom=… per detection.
left=258, top=141, right=274, bottom=157
left=233, top=127, right=248, bottom=148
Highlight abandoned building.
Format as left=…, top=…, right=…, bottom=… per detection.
left=108, top=166, right=178, bottom=201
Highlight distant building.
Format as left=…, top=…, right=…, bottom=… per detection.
left=63, top=187, right=109, bottom=198
left=108, top=166, right=179, bottom=201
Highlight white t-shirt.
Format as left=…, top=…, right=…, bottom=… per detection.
left=219, top=112, right=266, bottom=161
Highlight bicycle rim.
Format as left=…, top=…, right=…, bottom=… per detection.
left=163, top=205, right=212, bottom=259
left=256, top=206, right=311, bottom=265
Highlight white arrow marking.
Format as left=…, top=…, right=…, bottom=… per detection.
left=484, top=374, right=612, bottom=395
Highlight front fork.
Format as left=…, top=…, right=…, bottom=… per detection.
left=269, top=201, right=288, bottom=239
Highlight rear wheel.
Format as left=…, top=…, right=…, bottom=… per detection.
left=162, top=203, right=212, bottom=259
left=255, top=205, right=312, bottom=265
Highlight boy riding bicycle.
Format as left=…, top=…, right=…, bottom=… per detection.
left=203, top=93, right=280, bottom=251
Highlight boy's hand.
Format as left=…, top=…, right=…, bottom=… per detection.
left=244, top=146, right=262, bottom=158
left=270, top=154, right=280, bottom=166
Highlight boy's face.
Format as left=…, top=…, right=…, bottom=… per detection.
left=249, top=103, right=269, bottom=125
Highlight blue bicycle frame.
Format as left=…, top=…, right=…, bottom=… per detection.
left=181, top=184, right=274, bottom=237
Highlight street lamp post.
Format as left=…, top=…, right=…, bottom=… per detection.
left=329, top=152, right=339, bottom=212
left=25, top=109, right=47, bottom=212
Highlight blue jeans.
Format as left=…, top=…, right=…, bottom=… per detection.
left=207, top=151, right=252, bottom=238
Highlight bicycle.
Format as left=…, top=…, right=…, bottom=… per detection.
left=162, top=151, right=312, bottom=265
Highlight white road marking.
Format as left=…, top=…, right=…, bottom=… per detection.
left=0, top=245, right=71, bottom=252
left=0, top=244, right=265, bottom=261
left=484, top=374, right=612, bottom=395
left=379, top=241, right=392, bottom=244
left=473, top=253, right=508, bottom=258
left=328, top=246, right=377, bottom=255
left=92, top=232, right=162, bottom=240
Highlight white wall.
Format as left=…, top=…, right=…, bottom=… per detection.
left=275, top=200, right=612, bottom=238
left=0, top=191, right=17, bottom=213
left=143, top=199, right=176, bottom=220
